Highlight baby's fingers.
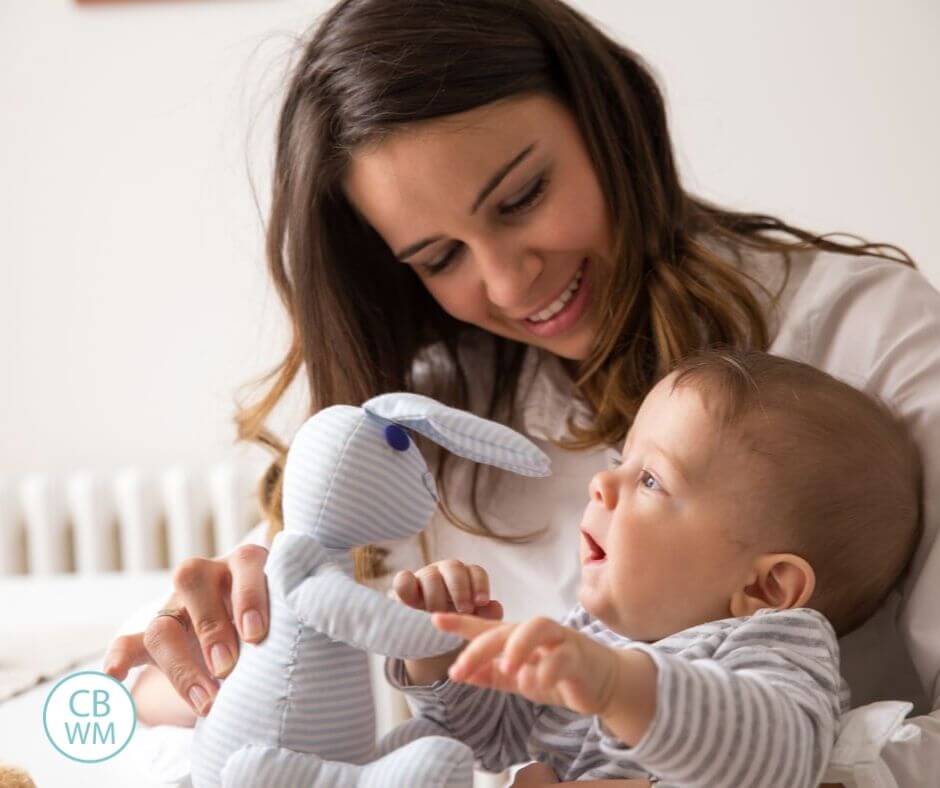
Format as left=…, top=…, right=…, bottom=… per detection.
left=503, top=617, right=566, bottom=673
left=466, top=564, right=490, bottom=608
left=443, top=622, right=512, bottom=681
left=475, top=599, right=504, bottom=621
left=392, top=570, right=423, bottom=609
left=435, top=560, right=475, bottom=613
left=461, top=661, right=519, bottom=694
left=432, top=611, right=502, bottom=639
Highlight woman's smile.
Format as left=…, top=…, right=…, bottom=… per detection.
left=343, top=93, right=613, bottom=361
left=518, top=258, right=590, bottom=338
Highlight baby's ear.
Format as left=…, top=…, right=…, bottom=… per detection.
left=729, top=553, right=816, bottom=617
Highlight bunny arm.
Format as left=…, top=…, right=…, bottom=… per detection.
left=283, top=565, right=463, bottom=659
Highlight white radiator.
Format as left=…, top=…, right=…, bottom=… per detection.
left=0, top=463, right=261, bottom=576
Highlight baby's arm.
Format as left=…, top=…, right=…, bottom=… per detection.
left=392, top=560, right=504, bottom=684
left=436, top=612, right=657, bottom=745
left=436, top=609, right=841, bottom=788
left=597, top=611, right=843, bottom=788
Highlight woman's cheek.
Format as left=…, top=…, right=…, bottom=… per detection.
left=425, top=277, right=479, bottom=323
left=538, top=196, right=600, bottom=252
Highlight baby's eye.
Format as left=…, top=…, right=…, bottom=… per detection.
left=608, top=455, right=624, bottom=470
left=639, top=469, right=662, bottom=491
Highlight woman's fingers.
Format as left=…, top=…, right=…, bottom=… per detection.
left=226, top=543, right=270, bottom=644
left=172, top=557, right=240, bottom=680
left=101, top=544, right=271, bottom=718
left=102, top=632, right=153, bottom=680
left=141, top=603, right=219, bottom=716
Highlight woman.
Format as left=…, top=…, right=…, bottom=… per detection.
left=104, top=1, right=940, bottom=785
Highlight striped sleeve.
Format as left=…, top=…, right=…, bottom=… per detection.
left=600, top=609, right=842, bottom=788
left=384, top=658, right=538, bottom=773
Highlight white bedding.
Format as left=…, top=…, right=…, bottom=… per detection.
left=0, top=572, right=179, bottom=786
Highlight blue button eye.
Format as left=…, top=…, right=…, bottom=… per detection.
left=384, top=424, right=410, bottom=452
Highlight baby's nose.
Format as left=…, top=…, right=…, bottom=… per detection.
left=589, top=471, right=617, bottom=508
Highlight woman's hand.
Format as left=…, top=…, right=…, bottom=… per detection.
left=102, top=543, right=270, bottom=717
left=393, top=560, right=503, bottom=685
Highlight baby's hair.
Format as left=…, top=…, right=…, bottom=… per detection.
left=669, top=348, right=922, bottom=636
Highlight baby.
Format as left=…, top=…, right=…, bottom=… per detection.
left=386, top=349, right=922, bottom=787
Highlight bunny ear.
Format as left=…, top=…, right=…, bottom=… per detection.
left=363, top=392, right=551, bottom=477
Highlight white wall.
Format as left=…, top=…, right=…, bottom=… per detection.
left=2, top=0, right=937, bottom=479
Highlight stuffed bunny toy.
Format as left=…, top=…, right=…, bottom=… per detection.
left=190, top=393, right=551, bottom=788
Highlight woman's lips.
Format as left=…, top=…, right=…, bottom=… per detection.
left=518, top=258, right=590, bottom=339
left=581, top=530, right=606, bottom=563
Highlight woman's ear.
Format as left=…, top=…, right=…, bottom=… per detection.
left=729, top=553, right=816, bottom=617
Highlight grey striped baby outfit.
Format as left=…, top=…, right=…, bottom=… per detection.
left=386, top=606, right=849, bottom=787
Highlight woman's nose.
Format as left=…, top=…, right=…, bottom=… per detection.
left=589, top=471, right=618, bottom=510
left=476, top=246, right=542, bottom=311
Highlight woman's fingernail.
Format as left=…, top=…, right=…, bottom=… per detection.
left=475, top=593, right=488, bottom=605
left=210, top=643, right=233, bottom=676
left=242, top=610, right=263, bottom=641
left=188, top=685, right=210, bottom=714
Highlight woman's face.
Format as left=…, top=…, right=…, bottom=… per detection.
left=343, top=93, right=614, bottom=361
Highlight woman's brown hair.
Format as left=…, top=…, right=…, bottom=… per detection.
left=233, top=0, right=913, bottom=573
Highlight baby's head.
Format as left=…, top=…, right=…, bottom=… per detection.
left=578, top=349, right=921, bottom=641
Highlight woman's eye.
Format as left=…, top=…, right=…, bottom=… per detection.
left=500, top=174, right=548, bottom=216
left=419, top=174, right=548, bottom=276
left=421, top=244, right=463, bottom=276
left=639, top=470, right=662, bottom=492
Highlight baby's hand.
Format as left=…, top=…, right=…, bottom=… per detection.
left=394, top=561, right=503, bottom=686
left=433, top=613, right=619, bottom=715
left=393, top=560, right=503, bottom=620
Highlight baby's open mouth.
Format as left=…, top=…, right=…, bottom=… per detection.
left=582, top=530, right=606, bottom=562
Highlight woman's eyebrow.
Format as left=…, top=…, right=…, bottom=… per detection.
left=395, top=142, right=537, bottom=260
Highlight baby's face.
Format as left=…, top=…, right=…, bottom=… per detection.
left=578, top=372, right=763, bottom=641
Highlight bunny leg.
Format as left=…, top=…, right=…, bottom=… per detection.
left=359, top=736, right=474, bottom=788
left=220, top=744, right=357, bottom=788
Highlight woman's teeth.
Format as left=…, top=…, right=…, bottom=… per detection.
left=526, top=264, right=584, bottom=323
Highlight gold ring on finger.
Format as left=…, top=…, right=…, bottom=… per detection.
left=154, top=607, right=190, bottom=631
